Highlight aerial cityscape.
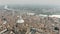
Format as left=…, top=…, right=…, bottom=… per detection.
left=0, top=0, right=60, bottom=34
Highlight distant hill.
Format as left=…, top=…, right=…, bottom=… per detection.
left=0, top=4, right=60, bottom=15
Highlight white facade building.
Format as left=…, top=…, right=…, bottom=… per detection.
left=49, top=15, right=60, bottom=18
left=16, top=16, right=24, bottom=23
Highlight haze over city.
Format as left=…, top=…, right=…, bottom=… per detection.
left=0, top=0, right=60, bottom=6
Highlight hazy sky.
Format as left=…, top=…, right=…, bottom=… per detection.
left=0, top=0, right=60, bottom=5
